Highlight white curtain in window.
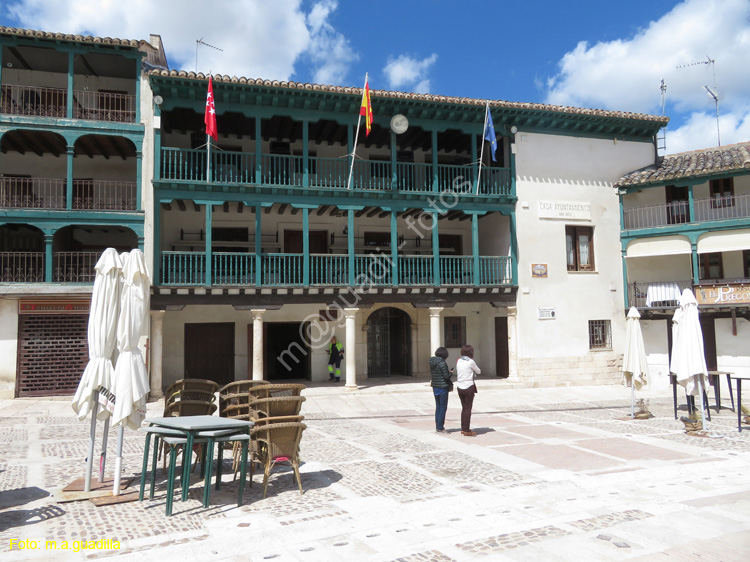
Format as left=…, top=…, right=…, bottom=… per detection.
left=578, top=232, right=590, bottom=266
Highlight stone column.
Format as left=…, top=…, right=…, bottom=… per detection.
left=149, top=310, right=165, bottom=398
left=252, top=309, right=266, bottom=381
left=506, top=307, right=520, bottom=381
left=429, top=307, right=443, bottom=355
left=344, top=308, right=359, bottom=389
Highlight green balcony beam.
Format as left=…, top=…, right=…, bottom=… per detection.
left=255, top=205, right=262, bottom=286
left=432, top=212, right=440, bottom=286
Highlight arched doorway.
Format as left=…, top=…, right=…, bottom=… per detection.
left=366, top=307, right=412, bottom=378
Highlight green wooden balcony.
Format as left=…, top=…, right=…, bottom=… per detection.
left=160, top=147, right=512, bottom=195
left=160, top=251, right=513, bottom=287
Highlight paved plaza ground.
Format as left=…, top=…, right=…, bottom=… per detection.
left=1, top=377, right=749, bottom=561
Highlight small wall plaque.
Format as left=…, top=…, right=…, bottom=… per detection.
left=531, top=264, right=548, bottom=278
left=538, top=307, right=556, bottom=320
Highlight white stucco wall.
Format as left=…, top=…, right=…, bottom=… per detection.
left=512, top=132, right=656, bottom=383
left=0, top=298, right=19, bottom=397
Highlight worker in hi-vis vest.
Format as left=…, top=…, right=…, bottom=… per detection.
left=327, top=336, right=344, bottom=382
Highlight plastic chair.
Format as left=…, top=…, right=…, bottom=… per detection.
left=251, top=421, right=307, bottom=498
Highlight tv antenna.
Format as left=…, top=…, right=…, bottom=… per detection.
left=195, top=38, right=223, bottom=73
left=677, top=55, right=720, bottom=146
left=656, top=78, right=667, bottom=155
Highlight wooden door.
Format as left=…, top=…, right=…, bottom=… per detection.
left=495, top=317, right=509, bottom=378
left=184, top=322, right=235, bottom=386
left=284, top=230, right=327, bottom=253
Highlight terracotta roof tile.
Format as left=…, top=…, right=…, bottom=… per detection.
left=0, top=25, right=142, bottom=48
left=615, top=141, right=750, bottom=188
left=149, top=69, right=669, bottom=124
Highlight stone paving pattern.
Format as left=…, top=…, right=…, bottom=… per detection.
left=1, top=378, right=749, bottom=561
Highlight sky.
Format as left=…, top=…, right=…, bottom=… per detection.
left=2, top=0, right=749, bottom=155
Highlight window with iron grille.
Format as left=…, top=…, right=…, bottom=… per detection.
left=444, top=316, right=466, bottom=348
left=566, top=225, right=594, bottom=271
left=588, top=320, right=611, bottom=350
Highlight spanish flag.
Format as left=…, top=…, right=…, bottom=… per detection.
left=360, top=78, right=373, bottom=136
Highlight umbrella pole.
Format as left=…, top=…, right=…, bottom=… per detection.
left=98, top=417, right=110, bottom=483
left=113, top=426, right=124, bottom=495
left=631, top=379, right=635, bottom=418
left=697, top=376, right=708, bottom=431
left=84, top=396, right=98, bottom=492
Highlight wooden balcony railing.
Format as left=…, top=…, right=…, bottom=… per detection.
left=623, top=193, right=750, bottom=229
left=0, top=177, right=137, bottom=210
left=0, top=251, right=105, bottom=283
left=1, top=84, right=135, bottom=123
left=160, top=148, right=513, bottom=195
left=162, top=251, right=514, bottom=287
left=53, top=252, right=99, bottom=283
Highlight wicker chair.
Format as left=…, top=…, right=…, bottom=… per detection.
left=230, top=415, right=304, bottom=479
left=264, top=383, right=306, bottom=398
left=250, top=421, right=307, bottom=498
left=219, top=380, right=270, bottom=420
left=165, top=378, right=219, bottom=399
left=248, top=396, right=306, bottom=420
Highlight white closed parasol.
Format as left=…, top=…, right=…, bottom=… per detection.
left=623, top=306, right=649, bottom=418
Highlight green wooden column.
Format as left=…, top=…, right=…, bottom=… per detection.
left=254, top=205, right=262, bottom=285
left=302, top=207, right=310, bottom=285
left=622, top=246, right=629, bottom=309
left=687, top=184, right=695, bottom=222
left=691, top=242, right=700, bottom=285
left=255, top=118, right=262, bottom=184
left=431, top=130, right=439, bottom=193
left=67, top=52, right=74, bottom=119
left=348, top=208, right=355, bottom=286
left=471, top=213, right=480, bottom=286
left=471, top=134, right=478, bottom=194
left=204, top=202, right=214, bottom=286
left=44, top=233, right=54, bottom=283
left=134, top=56, right=141, bottom=124
left=135, top=150, right=142, bottom=211
left=432, top=211, right=440, bottom=286
left=390, top=210, right=398, bottom=286
left=302, top=120, right=309, bottom=188
left=347, top=124, right=354, bottom=189
left=390, top=132, right=398, bottom=191
left=66, top=145, right=74, bottom=210
left=153, top=123, right=161, bottom=181
left=509, top=143, right=517, bottom=196
left=153, top=200, right=161, bottom=285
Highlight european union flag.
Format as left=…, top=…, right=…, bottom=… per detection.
left=484, top=109, right=497, bottom=162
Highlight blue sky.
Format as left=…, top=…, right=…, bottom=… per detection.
left=2, top=0, right=748, bottom=154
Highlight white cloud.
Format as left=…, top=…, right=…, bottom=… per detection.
left=666, top=106, right=750, bottom=153
left=383, top=53, right=438, bottom=93
left=543, top=0, right=750, bottom=153
left=4, top=0, right=355, bottom=82
left=306, top=0, right=358, bottom=84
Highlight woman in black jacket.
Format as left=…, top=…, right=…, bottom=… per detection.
left=429, top=347, right=453, bottom=433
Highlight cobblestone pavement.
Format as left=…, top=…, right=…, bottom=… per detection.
left=1, top=378, right=749, bottom=561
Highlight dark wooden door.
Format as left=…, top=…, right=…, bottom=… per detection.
left=284, top=230, right=327, bottom=253
left=494, top=316, right=509, bottom=378
left=185, top=322, right=235, bottom=386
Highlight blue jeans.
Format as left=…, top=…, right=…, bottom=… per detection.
left=433, top=388, right=449, bottom=431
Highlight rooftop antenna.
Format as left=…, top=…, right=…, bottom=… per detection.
left=656, top=78, right=667, bottom=155
left=677, top=55, right=720, bottom=146
left=195, top=38, right=223, bottom=73
left=704, top=85, right=721, bottom=146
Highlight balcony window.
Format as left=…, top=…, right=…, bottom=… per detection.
left=709, top=177, right=734, bottom=208
left=666, top=185, right=689, bottom=224
left=744, top=250, right=750, bottom=278
left=698, top=252, right=723, bottom=280
left=444, top=316, right=466, bottom=348
left=566, top=225, right=594, bottom=271
left=588, top=320, right=611, bottom=350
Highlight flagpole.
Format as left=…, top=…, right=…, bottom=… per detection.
left=206, top=134, right=211, bottom=183
left=346, top=73, right=368, bottom=190
left=476, top=102, right=488, bottom=195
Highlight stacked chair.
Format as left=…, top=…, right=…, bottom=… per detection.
left=218, top=380, right=308, bottom=498
left=140, top=378, right=254, bottom=515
